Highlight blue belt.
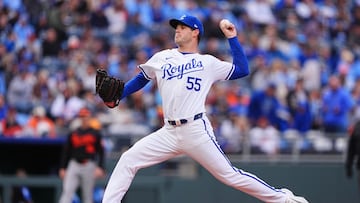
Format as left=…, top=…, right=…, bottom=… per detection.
left=168, top=113, right=203, bottom=126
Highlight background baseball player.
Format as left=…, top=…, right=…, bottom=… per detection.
left=58, top=107, right=105, bottom=203
left=96, top=15, right=309, bottom=203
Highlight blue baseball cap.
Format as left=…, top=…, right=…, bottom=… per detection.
left=169, top=15, right=204, bottom=36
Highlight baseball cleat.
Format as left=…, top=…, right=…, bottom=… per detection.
left=282, top=188, right=309, bottom=203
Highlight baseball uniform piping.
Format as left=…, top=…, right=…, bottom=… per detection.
left=225, top=64, right=235, bottom=80
left=138, top=65, right=152, bottom=80
left=200, top=118, right=282, bottom=193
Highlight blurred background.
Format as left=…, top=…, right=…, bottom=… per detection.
left=0, top=0, right=360, bottom=202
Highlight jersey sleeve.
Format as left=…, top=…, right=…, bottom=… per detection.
left=208, top=55, right=235, bottom=81
left=138, top=53, right=161, bottom=80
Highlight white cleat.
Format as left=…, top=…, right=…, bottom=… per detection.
left=282, top=188, right=309, bottom=203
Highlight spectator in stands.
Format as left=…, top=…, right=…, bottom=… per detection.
left=106, top=101, right=151, bottom=137
left=0, top=44, right=12, bottom=94
left=297, top=39, right=318, bottom=68
left=206, top=84, right=231, bottom=121
left=267, top=59, right=289, bottom=101
left=338, top=48, right=360, bottom=90
left=273, top=0, right=297, bottom=23
left=286, top=77, right=312, bottom=134
left=13, top=14, right=34, bottom=50
left=3, top=30, right=17, bottom=53
left=41, top=27, right=62, bottom=58
left=317, top=43, right=336, bottom=80
left=65, top=0, right=89, bottom=30
left=217, top=112, right=248, bottom=154
left=301, top=58, right=322, bottom=91
left=7, top=67, right=36, bottom=114
left=337, top=48, right=355, bottom=82
left=54, top=116, right=70, bottom=138
left=321, top=75, right=354, bottom=134
left=280, top=25, right=302, bottom=61
left=104, top=0, right=128, bottom=36
left=17, top=46, right=38, bottom=73
left=249, top=53, right=270, bottom=91
left=0, top=7, right=11, bottom=36
left=23, top=105, right=56, bottom=138
left=225, top=83, right=249, bottom=118
left=79, top=62, right=97, bottom=93
left=248, top=82, right=282, bottom=128
left=32, top=69, right=54, bottom=111
left=148, top=0, right=165, bottom=25
left=89, top=3, right=110, bottom=38
left=122, top=12, right=151, bottom=46
left=308, top=88, right=322, bottom=130
left=295, top=0, right=318, bottom=22
left=46, top=0, right=68, bottom=42
left=0, top=107, right=23, bottom=137
left=106, top=44, right=123, bottom=78
left=244, top=0, right=276, bottom=28
left=259, top=24, right=288, bottom=62
left=90, top=4, right=109, bottom=29
left=59, top=107, right=105, bottom=203
left=161, top=0, right=185, bottom=20
left=50, top=82, right=85, bottom=124
left=249, top=116, right=281, bottom=155
left=67, top=48, right=89, bottom=85
left=26, top=32, right=42, bottom=64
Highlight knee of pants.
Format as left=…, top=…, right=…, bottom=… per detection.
left=118, top=150, right=138, bottom=170
left=120, top=150, right=133, bottom=163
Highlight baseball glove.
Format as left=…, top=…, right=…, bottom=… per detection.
left=96, top=69, right=125, bottom=108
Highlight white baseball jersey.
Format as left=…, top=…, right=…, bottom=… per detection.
left=139, top=48, right=234, bottom=120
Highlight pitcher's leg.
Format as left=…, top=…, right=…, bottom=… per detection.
left=186, top=139, right=287, bottom=203
left=102, top=127, right=180, bottom=203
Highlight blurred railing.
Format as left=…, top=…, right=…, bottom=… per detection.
left=104, top=130, right=349, bottom=163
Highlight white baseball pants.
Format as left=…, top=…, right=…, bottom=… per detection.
left=102, top=115, right=287, bottom=203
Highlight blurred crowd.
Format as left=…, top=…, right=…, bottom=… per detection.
left=1, top=0, right=360, bottom=155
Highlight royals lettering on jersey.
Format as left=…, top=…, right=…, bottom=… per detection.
left=161, top=58, right=204, bottom=80
left=139, top=49, right=234, bottom=119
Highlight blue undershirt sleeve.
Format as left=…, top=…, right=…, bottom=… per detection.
left=120, top=72, right=150, bottom=99
left=228, top=37, right=249, bottom=80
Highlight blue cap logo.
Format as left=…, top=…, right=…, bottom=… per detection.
left=169, top=15, right=204, bottom=36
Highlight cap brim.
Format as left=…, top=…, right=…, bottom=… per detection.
left=169, top=19, right=182, bottom=29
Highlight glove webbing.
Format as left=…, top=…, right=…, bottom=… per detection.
left=107, top=77, right=121, bottom=104
left=96, top=69, right=107, bottom=94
